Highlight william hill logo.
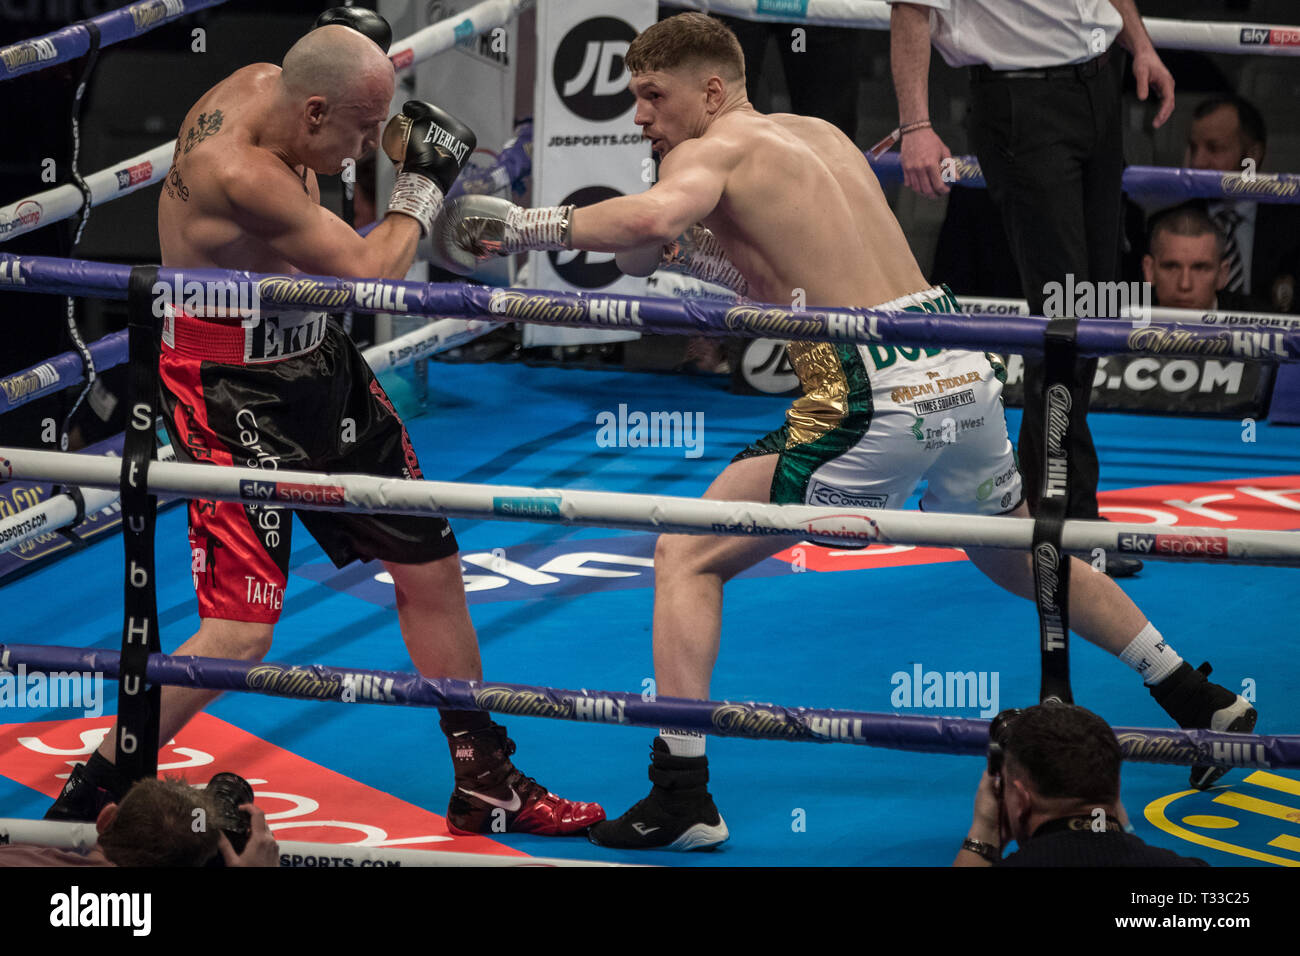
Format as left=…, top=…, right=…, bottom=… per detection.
left=129, top=0, right=184, bottom=32
left=1, top=38, right=56, bottom=72
left=255, top=275, right=350, bottom=309
left=245, top=664, right=342, bottom=700
left=472, top=686, right=573, bottom=719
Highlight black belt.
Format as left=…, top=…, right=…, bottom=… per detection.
left=970, top=46, right=1113, bottom=83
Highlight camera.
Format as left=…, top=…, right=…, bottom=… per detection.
left=206, top=771, right=255, bottom=854
left=986, top=707, right=1024, bottom=777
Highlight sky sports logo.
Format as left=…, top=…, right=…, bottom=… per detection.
left=238, top=480, right=346, bottom=506
left=1118, top=532, right=1229, bottom=557
left=1240, top=27, right=1300, bottom=46
left=114, top=161, right=153, bottom=189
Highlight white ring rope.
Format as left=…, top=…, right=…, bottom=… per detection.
left=0, top=315, right=500, bottom=554
left=360, top=315, right=499, bottom=376
left=2, top=447, right=1297, bottom=565
left=0, top=818, right=636, bottom=867
left=385, top=0, right=530, bottom=71
left=0, top=479, right=129, bottom=557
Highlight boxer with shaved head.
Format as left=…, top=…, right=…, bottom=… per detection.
left=46, top=17, right=603, bottom=838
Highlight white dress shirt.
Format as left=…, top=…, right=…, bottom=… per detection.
left=887, top=0, right=1124, bottom=70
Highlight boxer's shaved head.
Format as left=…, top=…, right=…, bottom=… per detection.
left=281, top=23, right=393, bottom=109
left=626, top=12, right=745, bottom=83
left=276, top=24, right=395, bottom=174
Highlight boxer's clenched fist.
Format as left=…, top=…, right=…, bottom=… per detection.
left=616, top=224, right=748, bottom=296
left=382, top=101, right=476, bottom=236
left=428, top=195, right=574, bottom=275
left=314, top=6, right=392, bottom=51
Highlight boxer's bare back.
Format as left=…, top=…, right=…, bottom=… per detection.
left=679, top=110, right=928, bottom=308
left=573, top=66, right=929, bottom=311
left=158, top=28, right=405, bottom=280
left=159, top=66, right=319, bottom=272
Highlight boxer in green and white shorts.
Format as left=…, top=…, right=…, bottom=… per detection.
left=435, top=11, right=1256, bottom=851
left=734, top=285, right=1024, bottom=531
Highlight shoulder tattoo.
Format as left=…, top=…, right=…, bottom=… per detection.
left=182, top=108, right=225, bottom=154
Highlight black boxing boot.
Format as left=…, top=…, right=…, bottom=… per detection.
left=1150, top=661, right=1257, bottom=789
left=44, top=751, right=132, bottom=822
left=588, top=737, right=728, bottom=851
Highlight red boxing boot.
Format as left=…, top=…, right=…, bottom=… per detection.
left=443, top=722, right=604, bottom=836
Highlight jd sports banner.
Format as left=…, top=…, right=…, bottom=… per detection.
left=526, top=0, right=655, bottom=346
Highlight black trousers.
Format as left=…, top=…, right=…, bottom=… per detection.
left=720, top=16, right=862, bottom=140
left=967, top=53, right=1126, bottom=520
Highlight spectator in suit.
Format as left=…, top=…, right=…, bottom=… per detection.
left=1186, top=94, right=1300, bottom=313
left=1143, top=202, right=1272, bottom=312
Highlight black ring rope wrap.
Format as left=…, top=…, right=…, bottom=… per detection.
left=1033, top=316, right=1083, bottom=704
left=51, top=484, right=87, bottom=547
left=116, top=266, right=163, bottom=783
left=57, top=19, right=103, bottom=452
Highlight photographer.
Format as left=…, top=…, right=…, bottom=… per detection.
left=0, top=775, right=278, bottom=867
left=955, top=703, right=1208, bottom=867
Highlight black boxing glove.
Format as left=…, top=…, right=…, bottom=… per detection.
left=314, top=6, right=392, bottom=51
left=382, top=101, right=477, bottom=236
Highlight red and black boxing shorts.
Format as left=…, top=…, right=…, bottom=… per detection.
left=158, top=307, right=458, bottom=624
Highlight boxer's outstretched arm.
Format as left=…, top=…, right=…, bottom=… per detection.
left=223, top=152, right=418, bottom=279
left=427, top=138, right=729, bottom=274
left=569, top=139, right=728, bottom=251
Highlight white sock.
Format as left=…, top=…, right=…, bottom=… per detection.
left=660, top=729, right=706, bottom=758
left=1118, top=623, right=1184, bottom=686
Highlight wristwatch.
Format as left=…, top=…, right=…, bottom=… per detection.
left=961, top=838, right=1000, bottom=863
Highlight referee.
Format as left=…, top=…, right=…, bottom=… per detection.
left=888, top=0, right=1176, bottom=577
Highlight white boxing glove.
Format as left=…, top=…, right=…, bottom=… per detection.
left=428, top=195, right=574, bottom=276
left=614, top=243, right=664, bottom=277
left=616, top=225, right=748, bottom=296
